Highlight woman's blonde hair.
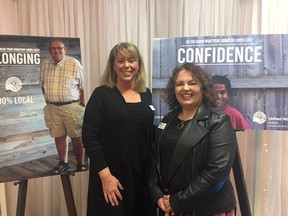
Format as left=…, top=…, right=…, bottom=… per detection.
left=100, top=42, right=147, bottom=92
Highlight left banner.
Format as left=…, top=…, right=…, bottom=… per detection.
left=0, top=35, right=81, bottom=182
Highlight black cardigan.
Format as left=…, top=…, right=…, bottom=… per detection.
left=82, top=85, right=154, bottom=175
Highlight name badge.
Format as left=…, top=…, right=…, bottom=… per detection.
left=149, top=105, right=155, bottom=111
left=158, top=122, right=167, bottom=129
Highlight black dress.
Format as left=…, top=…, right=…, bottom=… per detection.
left=82, top=86, right=156, bottom=216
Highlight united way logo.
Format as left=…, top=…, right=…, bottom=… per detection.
left=5, top=76, right=22, bottom=92
left=253, top=111, right=267, bottom=124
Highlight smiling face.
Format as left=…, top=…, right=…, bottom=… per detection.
left=113, top=53, right=139, bottom=84
left=49, top=40, right=66, bottom=63
left=175, top=69, right=203, bottom=110
left=213, top=83, right=228, bottom=111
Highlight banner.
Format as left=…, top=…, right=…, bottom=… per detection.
left=152, top=34, right=288, bottom=130
left=0, top=35, right=81, bottom=182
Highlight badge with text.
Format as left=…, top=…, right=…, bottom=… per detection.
left=158, top=122, right=167, bottom=130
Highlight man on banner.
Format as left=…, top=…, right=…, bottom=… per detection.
left=40, top=38, right=87, bottom=174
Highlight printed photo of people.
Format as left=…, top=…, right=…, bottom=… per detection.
left=211, top=75, right=250, bottom=131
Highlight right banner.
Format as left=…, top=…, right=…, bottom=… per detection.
left=152, top=34, right=288, bottom=130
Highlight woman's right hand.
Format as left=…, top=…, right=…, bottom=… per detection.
left=158, top=196, right=175, bottom=215
left=157, top=197, right=166, bottom=212
left=157, top=197, right=171, bottom=213
left=99, top=167, right=124, bottom=206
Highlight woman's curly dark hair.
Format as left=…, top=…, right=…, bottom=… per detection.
left=163, top=62, right=216, bottom=111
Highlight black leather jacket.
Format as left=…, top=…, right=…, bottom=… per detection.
left=150, top=104, right=236, bottom=216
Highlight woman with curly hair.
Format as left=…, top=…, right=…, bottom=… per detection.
left=150, top=62, right=237, bottom=216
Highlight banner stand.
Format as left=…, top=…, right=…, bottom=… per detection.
left=15, top=173, right=77, bottom=216
left=15, top=180, right=27, bottom=216
left=233, top=131, right=252, bottom=216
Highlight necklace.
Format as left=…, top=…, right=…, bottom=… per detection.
left=177, top=120, right=185, bottom=129
left=177, top=111, right=195, bottom=129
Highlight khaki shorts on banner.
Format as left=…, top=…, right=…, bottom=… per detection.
left=43, top=102, right=84, bottom=138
